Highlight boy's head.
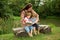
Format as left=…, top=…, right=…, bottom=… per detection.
left=26, top=12, right=31, bottom=18
left=32, top=14, right=37, bottom=18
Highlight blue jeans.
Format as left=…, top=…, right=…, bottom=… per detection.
left=24, top=26, right=33, bottom=33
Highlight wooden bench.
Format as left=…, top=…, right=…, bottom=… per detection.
left=12, top=25, right=51, bottom=36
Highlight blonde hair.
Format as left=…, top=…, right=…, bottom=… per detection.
left=25, top=12, right=31, bottom=17
left=32, top=14, right=37, bottom=18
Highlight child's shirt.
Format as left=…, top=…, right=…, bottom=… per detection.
left=23, top=17, right=29, bottom=23
left=30, top=18, right=36, bottom=23
left=23, top=17, right=32, bottom=26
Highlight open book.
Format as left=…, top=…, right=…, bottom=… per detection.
left=26, top=21, right=33, bottom=26
left=26, top=21, right=32, bottom=24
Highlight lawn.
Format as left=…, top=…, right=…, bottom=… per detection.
left=0, top=16, right=60, bottom=40
left=0, top=27, right=60, bottom=40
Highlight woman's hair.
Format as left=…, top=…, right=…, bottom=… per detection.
left=20, top=3, right=32, bottom=18
left=21, top=3, right=32, bottom=12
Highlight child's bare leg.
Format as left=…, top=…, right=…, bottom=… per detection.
left=37, top=27, right=40, bottom=34
left=25, top=26, right=33, bottom=37
left=33, top=27, right=37, bottom=35
left=27, top=32, right=33, bottom=37
left=27, top=26, right=34, bottom=37
left=30, top=30, right=33, bottom=37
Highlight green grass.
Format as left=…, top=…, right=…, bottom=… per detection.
left=13, top=16, right=21, bottom=20
left=40, top=18, right=60, bottom=27
left=0, top=25, right=60, bottom=40
left=0, top=16, right=60, bottom=40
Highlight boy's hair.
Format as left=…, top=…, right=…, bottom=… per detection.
left=32, top=14, right=37, bottom=18
left=26, top=12, right=31, bottom=17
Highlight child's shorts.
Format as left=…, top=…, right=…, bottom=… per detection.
left=32, top=23, right=39, bottom=30
left=24, top=26, right=33, bottom=33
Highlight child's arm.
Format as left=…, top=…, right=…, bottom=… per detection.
left=24, top=17, right=32, bottom=23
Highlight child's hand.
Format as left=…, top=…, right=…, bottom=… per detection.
left=26, top=21, right=32, bottom=24
left=32, top=23, right=35, bottom=24
left=29, top=21, right=32, bottom=23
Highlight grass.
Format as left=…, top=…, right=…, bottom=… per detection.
left=0, top=16, right=60, bottom=40
left=40, top=18, right=60, bottom=27
left=0, top=27, right=60, bottom=40
left=13, top=16, right=21, bottom=20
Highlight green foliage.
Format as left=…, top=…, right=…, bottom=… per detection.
left=0, top=0, right=60, bottom=35
left=0, top=26, right=60, bottom=40
left=0, top=17, right=14, bottom=34
left=0, top=0, right=60, bottom=18
left=0, top=0, right=13, bottom=18
left=30, top=0, right=60, bottom=18
left=0, top=16, right=21, bottom=35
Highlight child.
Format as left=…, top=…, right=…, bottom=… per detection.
left=23, top=12, right=33, bottom=37
left=30, top=14, right=40, bottom=35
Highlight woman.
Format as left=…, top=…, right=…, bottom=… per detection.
left=20, top=3, right=39, bottom=36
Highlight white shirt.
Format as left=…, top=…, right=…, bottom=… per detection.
left=24, top=17, right=30, bottom=23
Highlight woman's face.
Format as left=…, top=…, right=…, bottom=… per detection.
left=27, top=7, right=32, bottom=11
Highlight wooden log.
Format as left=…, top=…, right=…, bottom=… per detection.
left=39, top=25, right=51, bottom=34
left=12, top=27, right=28, bottom=37
left=12, top=25, right=51, bottom=36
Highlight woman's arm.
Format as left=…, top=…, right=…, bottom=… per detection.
left=32, top=10, right=39, bottom=23
left=21, top=11, right=25, bottom=20
left=20, top=11, right=25, bottom=27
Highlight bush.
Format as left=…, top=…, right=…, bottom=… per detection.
left=0, top=17, right=14, bottom=34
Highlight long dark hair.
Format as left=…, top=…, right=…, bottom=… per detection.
left=20, top=3, right=32, bottom=18
left=21, top=3, right=32, bottom=12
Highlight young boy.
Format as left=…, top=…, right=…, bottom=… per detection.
left=30, top=14, right=40, bottom=35
left=23, top=12, right=33, bottom=37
